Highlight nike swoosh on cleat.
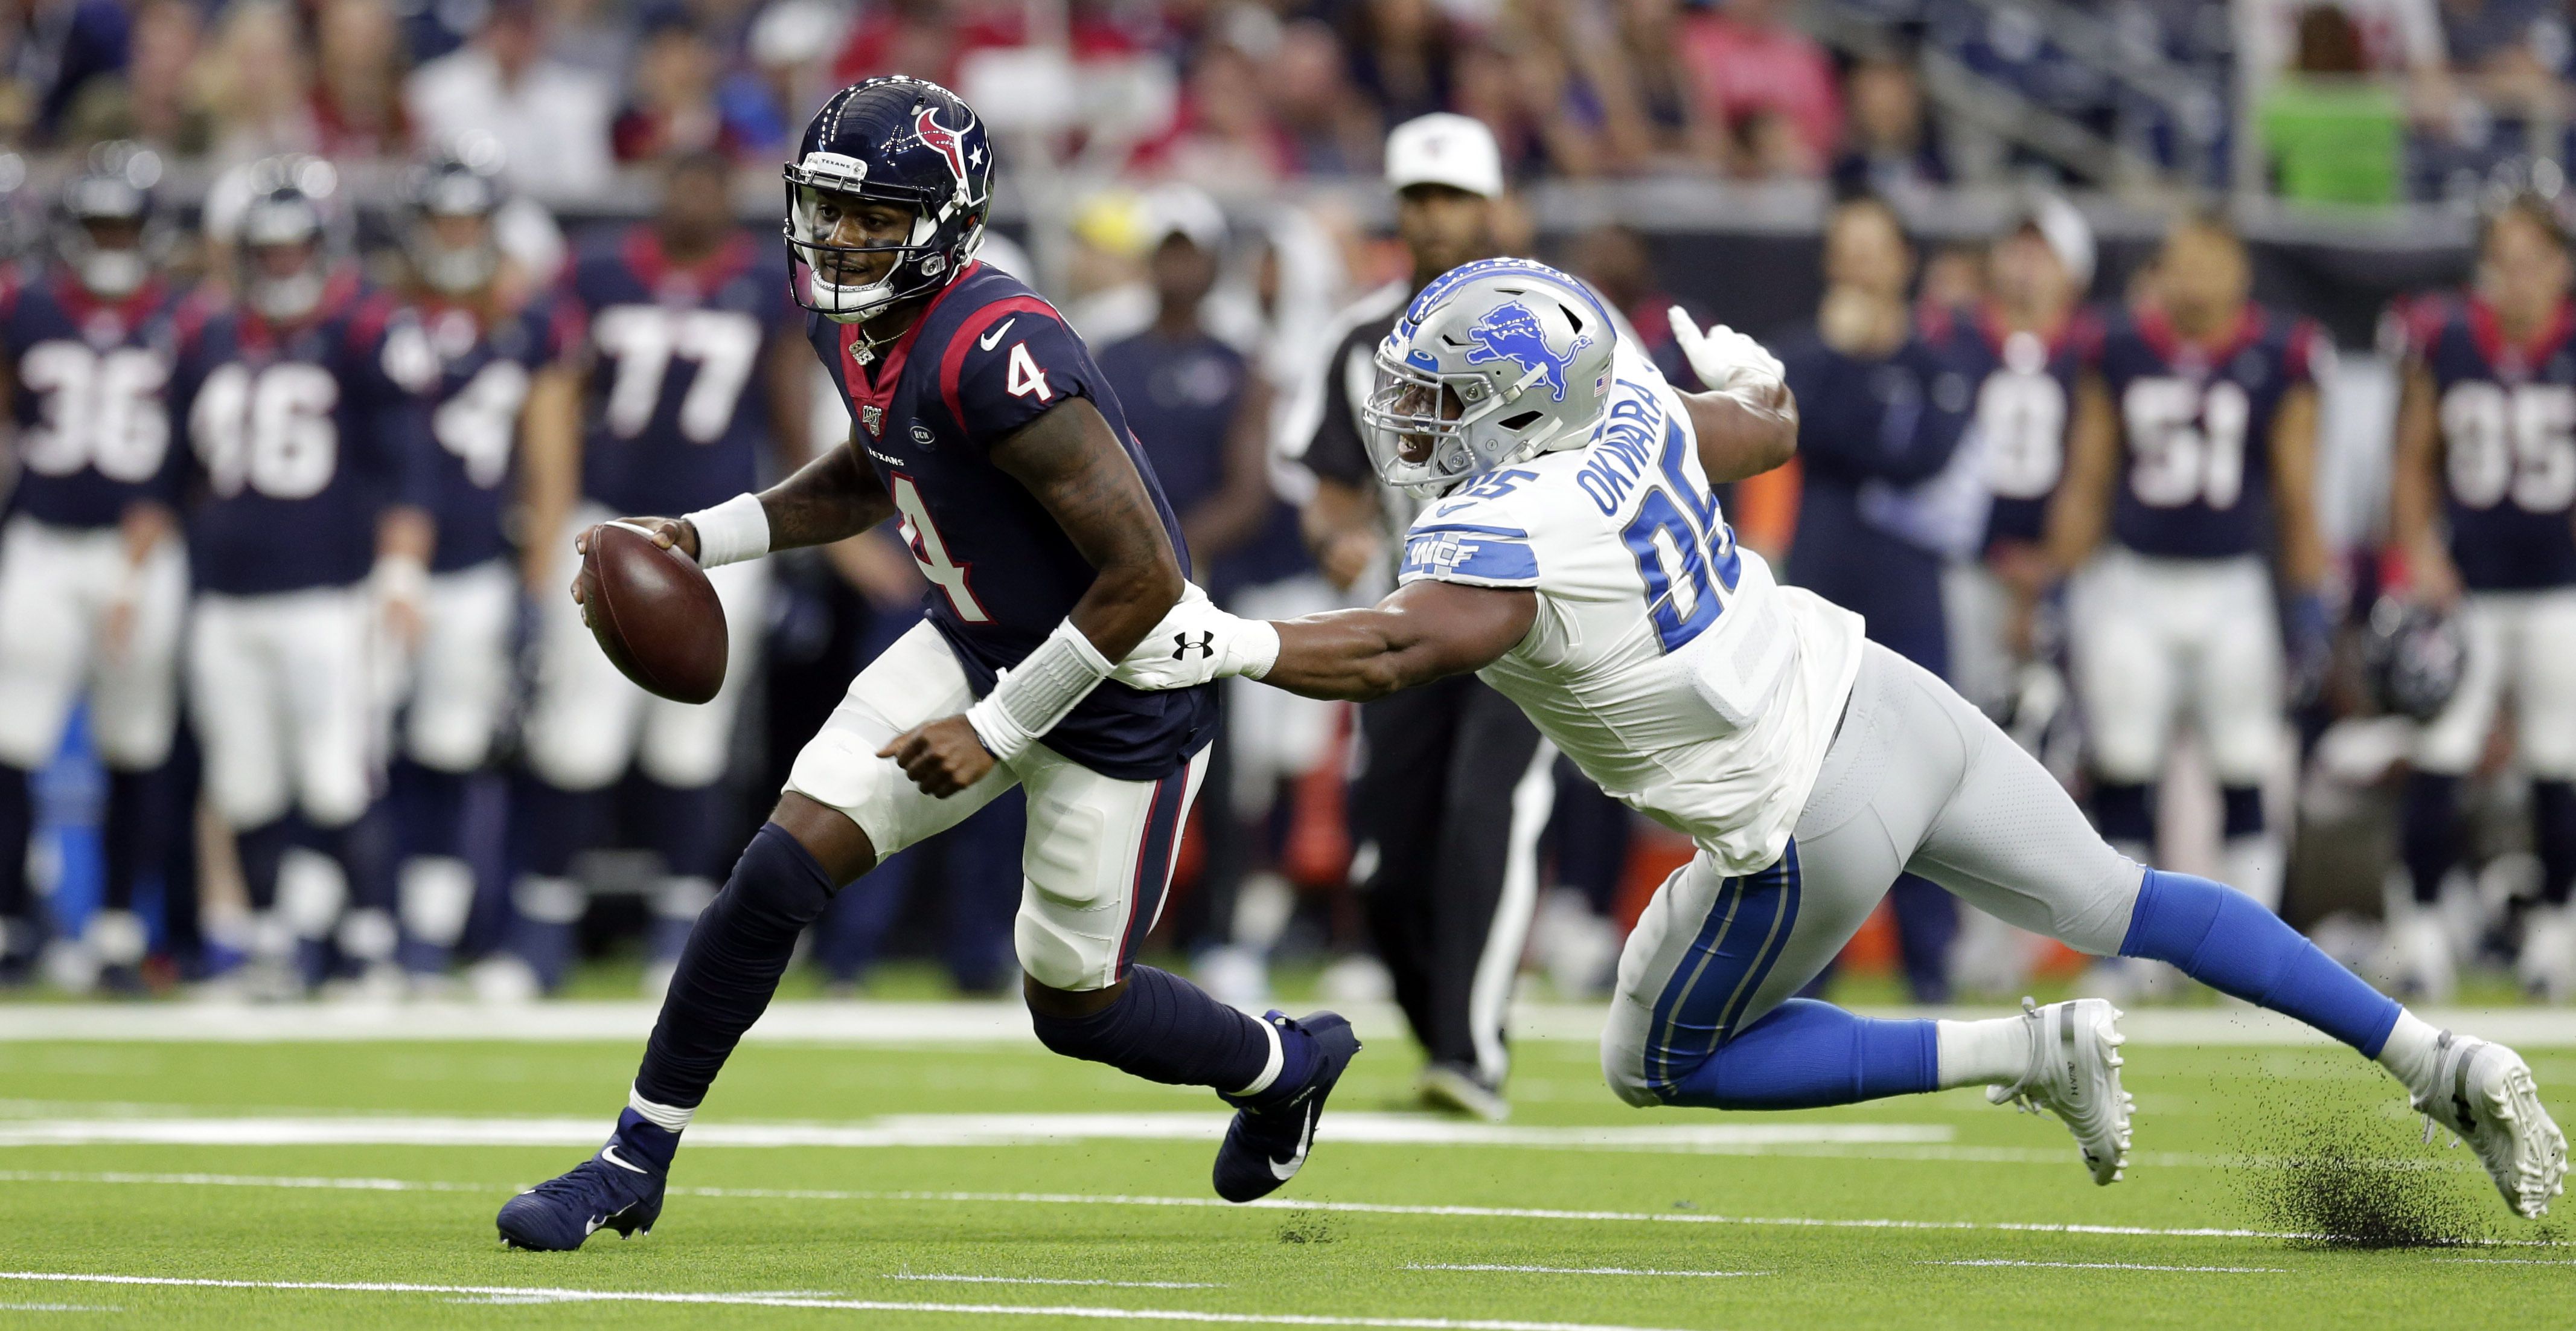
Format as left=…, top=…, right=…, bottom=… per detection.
left=583, top=1216, right=604, bottom=1236
left=1268, top=1106, right=1318, bottom=1181
left=599, top=1144, right=648, bottom=1175
left=979, top=318, right=1016, bottom=351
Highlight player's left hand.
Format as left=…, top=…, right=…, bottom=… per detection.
left=879, top=714, right=997, bottom=797
left=1669, top=307, right=1784, bottom=393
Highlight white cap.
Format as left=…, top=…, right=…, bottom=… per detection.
left=1140, top=182, right=1228, bottom=252
left=1385, top=113, right=1503, bottom=199
left=2017, top=193, right=2095, bottom=289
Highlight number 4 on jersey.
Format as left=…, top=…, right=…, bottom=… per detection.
left=890, top=472, right=992, bottom=623
left=1005, top=342, right=1053, bottom=402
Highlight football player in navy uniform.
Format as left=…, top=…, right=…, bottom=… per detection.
left=2049, top=214, right=2331, bottom=926
left=179, top=157, right=440, bottom=996
left=493, top=150, right=809, bottom=998
left=2389, top=194, right=2576, bottom=1000
left=497, top=77, right=1355, bottom=1251
left=1935, top=197, right=2091, bottom=724
left=388, top=150, right=578, bottom=981
left=0, top=144, right=187, bottom=989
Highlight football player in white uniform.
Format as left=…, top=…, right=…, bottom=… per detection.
left=1122, top=258, right=2566, bottom=1219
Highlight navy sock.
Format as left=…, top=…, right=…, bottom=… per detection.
left=2402, top=772, right=2462, bottom=906
left=0, top=763, right=28, bottom=937
left=2220, top=784, right=2265, bottom=839
left=2534, top=780, right=2576, bottom=907
left=233, top=818, right=298, bottom=913
left=1664, top=998, right=1938, bottom=1109
left=101, top=767, right=169, bottom=914
left=2093, top=781, right=2153, bottom=847
left=632, top=824, right=838, bottom=1110
left=394, top=761, right=469, bottom=863
left=321, top=806, right=396, bottom=916
left=2120, top=869, right=2400, bottom=1054
left=1029, top=964, right=1303, bottom=1102
left=607, top=1106, right=680, bottom=1173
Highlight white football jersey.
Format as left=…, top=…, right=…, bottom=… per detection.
left=1396, top=343, right=1865, bottom=874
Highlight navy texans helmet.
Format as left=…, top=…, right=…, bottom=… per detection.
left=56, top=141, right=164, bottom=299
left=403, top=144, right=508, bottom=295
left=784, top=75, right=991, bottom=324
left=2361, top=595, right=2469, bottom=722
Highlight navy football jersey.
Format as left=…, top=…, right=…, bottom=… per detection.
left=2094, top=303, right=2323, bottom=560
left=176, top=275, right=439, bottom=596
left=0, top=272, right=184, bottom=530
left=1926, top=303, right=2088, bottom=551
left=414, top=294, right=574, bottom=573
left=564, top=228, right=793, bottom=518
left=2408, top=293, right=2576, bottom=591
left=807, top=262, right=1217, bottom=781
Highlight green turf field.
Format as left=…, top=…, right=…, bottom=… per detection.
left=0, top=1006, right=2568, bottom=1329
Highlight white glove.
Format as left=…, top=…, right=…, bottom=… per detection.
left=1669, top=306, right=1784, bottom=394
left=1113, top=583, right=1281, bottom=690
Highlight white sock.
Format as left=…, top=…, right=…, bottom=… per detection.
left=627, top=1085, right=695, bottom=1132
left=2373, top=1009, right=2443, bottom=1091
left=1935, top=1016, right=2034, bottom=1089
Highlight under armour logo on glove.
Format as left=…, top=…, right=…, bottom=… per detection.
left=1172, top=631, right=1216, bottom=661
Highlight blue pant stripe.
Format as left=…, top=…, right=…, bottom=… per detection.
left=1716, top=841, right=1802, bottom=1039
left=1643, top=844, right=1798, bottom=1100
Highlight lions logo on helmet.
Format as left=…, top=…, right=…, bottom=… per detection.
left=1464, top=300, right=1593, bottom=403
left=783, top=76, right=991, bottom=324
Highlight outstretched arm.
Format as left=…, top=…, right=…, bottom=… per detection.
left=1666, top=308, right=1798, bottom=483
left=1261, top=579, right=1537, bottom=701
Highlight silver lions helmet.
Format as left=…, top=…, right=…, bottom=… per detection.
left=1363, top=258, right=1617, bottom=497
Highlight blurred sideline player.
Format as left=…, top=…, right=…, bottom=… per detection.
left=386, top=149, right=578, bottom=981
left=497, top=77, right=1353, bottom=1251
left=1118, top=257, right=2567, bottom=1224
left=182, top=156, right=439, bottom=996
left=1283, top=113, right=1553, bottom=1121
left=1929, top=197, right=2092, bottom=995
left=1777, top=196, right=1977, bottom=1002
left=2050, top=214, right=2330, bottom=928
left=0, top=144, right=187, bottom=989
left=490, top=150, right=810, bottom=998
left=2389, top=194, right=2576, bottom=999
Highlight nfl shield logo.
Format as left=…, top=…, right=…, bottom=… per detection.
left=861, top=404, right=884, bottom=437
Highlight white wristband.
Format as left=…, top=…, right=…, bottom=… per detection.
left=372, top=551, right=428, bottom=605
left=683, top=493, right=770, bottom=569
left=1233, top=620, right=1282, bottom=680
left=964, top=619, right=1114, bottom=762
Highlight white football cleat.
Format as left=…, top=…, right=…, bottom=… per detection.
left=2408, top=1030, right=2568, bottom=1220
left=1992, top=996, right=2133, bottom=1185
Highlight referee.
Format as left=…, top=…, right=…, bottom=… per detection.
left=1279, top=114, right=1554, bottom=1122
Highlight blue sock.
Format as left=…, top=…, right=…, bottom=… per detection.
left=2119, top=869, right=2400, bottom=1055
left=1030, top=965, right=1306, bottom=1103
left=608, top=1106, right=680, bottom=1174
left=1664, top=998, right=1939, bottom=1109
left=632, top=823, right=839, bottom=1109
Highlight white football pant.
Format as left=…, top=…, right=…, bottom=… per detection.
left=0, top=516, right=186, bottom=771
left=188, top=586, right=379, bottom=830
left=2413, top=587, right=2576, bottom=780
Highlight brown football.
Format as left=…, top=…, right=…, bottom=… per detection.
left=581, top=522, right=727, bottom=704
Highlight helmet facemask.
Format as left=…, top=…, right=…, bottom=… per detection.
left=56, top=168, right=161, bottom=300
left=406, top=173, right=503, bottom=296
left=240, top=195, right=328, bottom=322
left=784, top=152, right=983, bottom=325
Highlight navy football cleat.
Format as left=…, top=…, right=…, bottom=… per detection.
left=1212, top=1010, right=1361, bottom=1204
left=496, top=1139, right=667, bottom=1251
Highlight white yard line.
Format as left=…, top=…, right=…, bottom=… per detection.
left=0, top=1273, right=1690, bottom=1331
left=886, top=1274, right=1223, bottom=1289
left=1925, top=1260, right=2285, bottom=1273
left=0, top=1169, right=2362, bottom=1242
left=0, top=1112, right=1948, bottom=1152
left=1404, top=1265, right=1767, bottom=1278
left=5, top=1001, right=2573, bottom=1047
